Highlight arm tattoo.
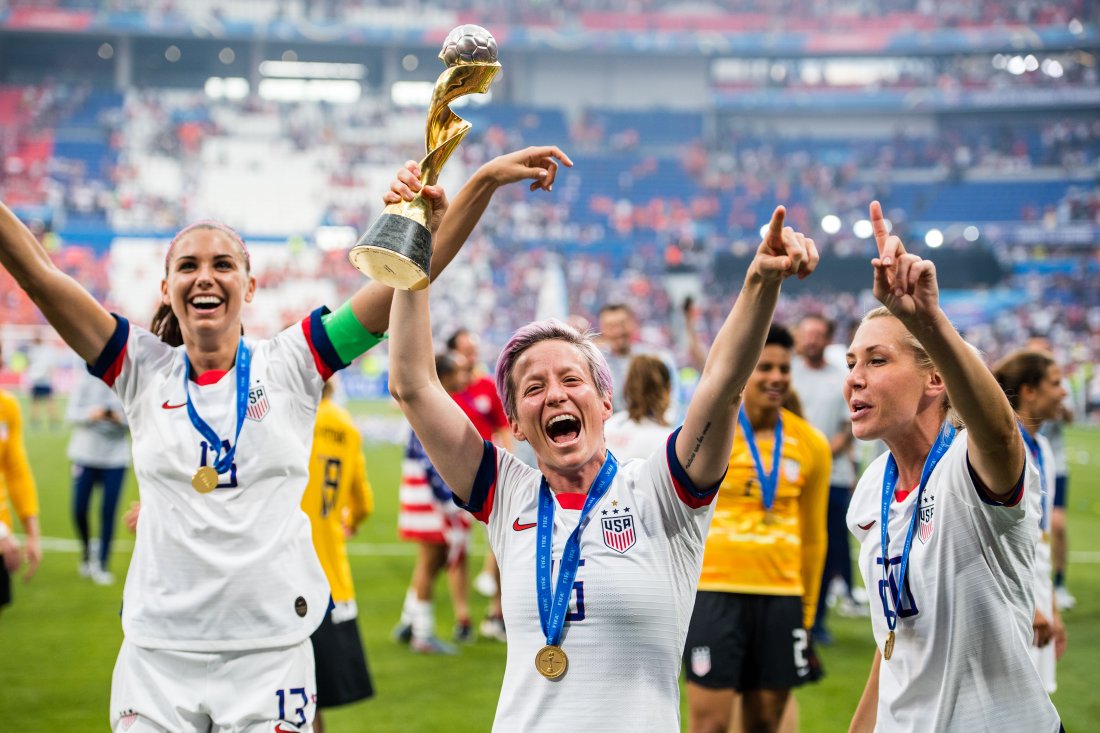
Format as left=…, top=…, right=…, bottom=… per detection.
left=684, top=421, right=712, bottom=469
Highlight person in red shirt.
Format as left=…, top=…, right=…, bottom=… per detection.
left=447, top=328, right=512, bottom=641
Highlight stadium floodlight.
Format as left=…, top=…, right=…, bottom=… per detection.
left=98, top=43, right=114, bottom=60
left=1007, top=56, right=1027, bottom=75
left=821, top=214, right=841, bottom=234
left=219, top=48, right=235, bottom=65
left=1041, top=59, right=1064, bottom=78
left=1024, top=55, right=1039, bottom=72
left=853, top=219, right=873, bottom=239
left=259, top=60, right=366, bottom=80
left=759, top=223, right=770, bottom=239
left=991, top=54, right=1007, bottom=70
left=402, top=55, right=420, bottom=71
left=1069, top=18, right=1084, bottom=34
left=165, top=45, right=181, bottom=63
left=963, top=226, right=980, bottom=242
left=925, top=229, right=944, bottom=248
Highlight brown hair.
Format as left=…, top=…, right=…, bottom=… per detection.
left=624, top=354, right=671, bottom=425
left=993, top=350, right=1055, bottom=412
left=152, top=222, right=250, bottom=347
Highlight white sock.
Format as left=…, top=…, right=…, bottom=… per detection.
left=411, top=599, right=435, bottom=641
left=400, top=588, right=417, bottom=625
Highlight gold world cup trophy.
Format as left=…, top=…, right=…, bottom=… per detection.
left=348, top=24, right=500, bottom=290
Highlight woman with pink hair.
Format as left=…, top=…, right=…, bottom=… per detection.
left=386, top=154, right=818, bottom=731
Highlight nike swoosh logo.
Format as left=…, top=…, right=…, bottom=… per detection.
left=513, top=518, right=537, bottom=532
left=858, top=520, right=877, bottom=530
left=274, top=726, right=298, bottom=733
left=162, top=400, right=186, bottom=410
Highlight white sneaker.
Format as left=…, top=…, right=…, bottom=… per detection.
left=90, top=565, right=115, bottom=586
left=851, top=585, right=870, bottom=605
left=1054, top=585, right=1076, bottom=611
left=474, top=571, right=498, bottom=598
left=78, top=560, right=94, bottom=579
left=836, top=596, right=869, bottom=618
left=479, top=616, right=507, bottom=643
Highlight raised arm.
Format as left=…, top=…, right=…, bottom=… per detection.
left=389, top=285, right=485, bottom=504
left=676, top=207, right=819, bottom=487
left=345, top=146, right=572, bottom=335
left=386, top=150, right=571, bottom=501
left=868, top=201, right=1023, bottom=498
left=0, top=203, right=116, bottom=364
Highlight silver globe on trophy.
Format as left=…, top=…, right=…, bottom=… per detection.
left=348, top=25, right=500, bottom=290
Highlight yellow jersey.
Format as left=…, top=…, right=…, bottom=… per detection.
left=300, top=398, right=373, bottom=604
left=0, top=390, right=37, bottom=532
left=698, top=408, right=830, bottom=628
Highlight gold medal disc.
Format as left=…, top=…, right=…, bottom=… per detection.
left=192, top=466, right=219, bottom=494
left=535, top=645, right=568, bottom=680
left=884, top=630, right=895, bottom=661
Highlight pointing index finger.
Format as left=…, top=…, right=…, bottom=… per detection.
left=768, top=206, right=786, bottom=242
left=870, top=201, right=889, bottom=250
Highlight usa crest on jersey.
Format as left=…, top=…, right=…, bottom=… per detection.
left=602, top=513, right=636, bottom=554
left=917, top=494, right=935, bottom=544
left=246, top=384, right=270, bottom=421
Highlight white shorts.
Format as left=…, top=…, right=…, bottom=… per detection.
left=110, top=638, right=317, bottom=732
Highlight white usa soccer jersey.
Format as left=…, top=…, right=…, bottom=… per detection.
left=458, top=427, right=718, bottom=732
left=847, top=432, right=1060, bottom=732
left=90, top=309, right=345, bottom=651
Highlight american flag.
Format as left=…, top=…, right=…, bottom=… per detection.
left=247, top=385, right=270, bottom=421
left=602, top=515, right=636, bottom=554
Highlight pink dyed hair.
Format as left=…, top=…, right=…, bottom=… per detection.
left=494, top=318, right=614, bottom=422
left=164, top=220, right=250, bottom=273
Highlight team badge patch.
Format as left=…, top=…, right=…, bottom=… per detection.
left=691, top=646, right=712, bottom=677
left=602, top=513, right=636, bottom=554
left=918, top=493, right=935, bottom=544
left=247, top=384, right=270, bottom=421
left=118, top=710, right=139, bottom=731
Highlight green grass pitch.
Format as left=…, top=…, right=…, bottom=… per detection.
left=2, top=400, right=1098, bottom=730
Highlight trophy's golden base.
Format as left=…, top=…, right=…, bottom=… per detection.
left=349, top=212, right=432, bottom=291
left=349, top=244, right=430, bottom=291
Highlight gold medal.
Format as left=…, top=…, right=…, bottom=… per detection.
left=535, top=644, right=568, bottom=680
left=192, top=466, right=219, bottom=494
left=884, top=630, right=895, bottom=661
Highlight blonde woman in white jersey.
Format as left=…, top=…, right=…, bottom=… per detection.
left=388, top=161, right=818, bottom=733
left=0, top=147, right=561, bottom=733
left=845, top=201, right=1062, bottom=733
left=993, top=349, right=1069, bottom=693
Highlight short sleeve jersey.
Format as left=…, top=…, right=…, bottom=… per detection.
left=89, top=309, right=346, bottom=651
left=698, top=409, right=830, bottom=627
left=457, top=428, right=718, bottom=733
left=301, top=398, right=373, bottom=605
left=847, top=433, right=1060, bottom=732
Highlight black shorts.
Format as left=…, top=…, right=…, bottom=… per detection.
left=0, top=563, right=10, bottom=610
left=30, top=384, right=52, bottom=400
left=684, top=592, right=809, bottom=691
left=1053, top=474, right=1068, bottom=509
left=310, top=608, right=374, bottom=708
